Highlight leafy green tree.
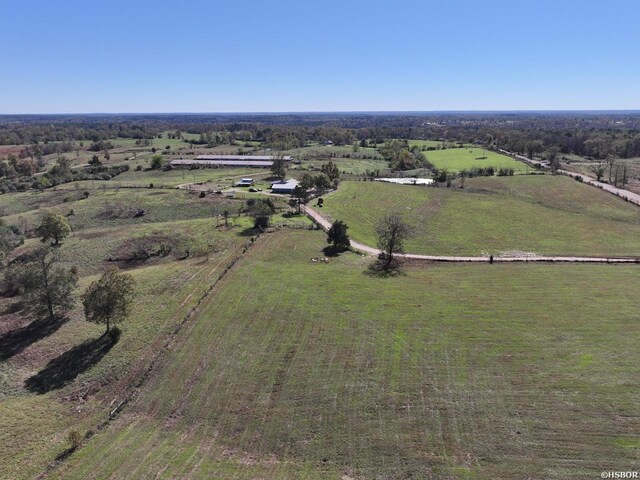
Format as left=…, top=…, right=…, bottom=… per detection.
left=150, top=155, right=164, bottom=170
left=321, top=161, right=340, bottom=181
left=6, top=247, right=77, bottom=321
left=89, top=155, right=102, bottom=167
left=525, top=140, right=544, bottom=159
left=246, top=198, right=276, bottom=230
left=313, top=173, right=332, bottom=195
left=300, top=173, right=315, bottom=191
left=270, top=157, right=286, bottom=179
left=327, top=220, right=350, bottom=251
left=36, top=211, right=72, bottom=245
left=291, top=185, right=309, bottom=213
left=82, top=270, right=136, bottom=334
left=0, top=221, right=24, bottom=263
left=375, top=212, right=414, bottom=270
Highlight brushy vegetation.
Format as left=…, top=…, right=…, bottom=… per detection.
left=50, top=230, right=640, bottom=479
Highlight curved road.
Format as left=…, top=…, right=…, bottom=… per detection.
left=303, top=205, right=640, bottom=264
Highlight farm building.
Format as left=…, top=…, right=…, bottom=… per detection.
left=171, top=155, right=293, bottom=168
left=235, top=178, right=254, bottom=187
left=270, top=179, right=299, bottom=194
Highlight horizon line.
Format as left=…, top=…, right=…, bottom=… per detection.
left=2, top=109, right=640, bottom=116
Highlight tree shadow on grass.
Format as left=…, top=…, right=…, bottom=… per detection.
left=364, top=258, right=407, bottom=278
left=322, top=245, right=348, bottom=257
left=25, top=333, right=118, bottom=394
left=0, top=316, right=68, bottom=361
left=238, top=227, right=259, bottom=237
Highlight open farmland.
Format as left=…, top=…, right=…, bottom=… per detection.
left=106, top=166, right=267, bottom=188
left=50, top=230, right=640, bottom=479
left=320, top=176, right=640, bottom=256
left=0, top=187, right=254, bottom=233
left=0, top=181, right=313, bottom=479
left=424, top=147, right=532, bottom=173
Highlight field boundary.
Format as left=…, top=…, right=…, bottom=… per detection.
left=35, top=236, right=261, bottom=479
left=303, top=205, right=640, bottom=264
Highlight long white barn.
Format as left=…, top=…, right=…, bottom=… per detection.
left=171, top=155, right=293, bottom=168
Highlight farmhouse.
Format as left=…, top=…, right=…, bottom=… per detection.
left=270, top=179, right=299, bottom=194
left=171, top=155, right=293, bottom=168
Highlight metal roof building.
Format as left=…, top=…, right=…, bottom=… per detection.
left=171, top=155, right=293, bottom=168
left=270, top=179, right=300, bottom=194
left=171, top=159, right=274, bottom=167
left=195, top=155, right=293, bottom=161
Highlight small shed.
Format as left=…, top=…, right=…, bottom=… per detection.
left=236, top=178, right=254, bottom=187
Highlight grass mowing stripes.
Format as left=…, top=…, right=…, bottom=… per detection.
left=52, top=230, right=640, bottom=479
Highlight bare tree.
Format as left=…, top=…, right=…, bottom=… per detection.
left=375, top=212, right=414, bottom=270
left=590, top=162, right=606, bottom=182
left=606, top=155, right=616, bottom=183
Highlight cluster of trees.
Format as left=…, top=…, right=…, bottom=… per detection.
left=589, top=158, right=631, bottom=186
left=300, top=172, right=335, bottom=195
left=378, top=140, right=428, bottom=171
left=3, top=211, right=136, bottom=334
left=0, top=220, right=24, bottom=262
left=0, top=155, right=128, bottom=193
left=246, top=198, right=276, bottom=230
left=87, top=140, right=114, bottom=152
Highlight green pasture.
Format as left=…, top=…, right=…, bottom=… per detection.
left=51, top=230, right=640, bottom=479
left=321, top=176, right=640, bottom=256
left=0, top=181, right=308, bottom=478
left=424, top=148, right=531, bottom=173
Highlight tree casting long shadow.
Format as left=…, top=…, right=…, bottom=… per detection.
left=25, top=333, right=118, bottom=394
left=0, top=316, right=68, bottom=361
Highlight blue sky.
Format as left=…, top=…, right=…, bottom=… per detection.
left=1, top=0, right=639, bottom=113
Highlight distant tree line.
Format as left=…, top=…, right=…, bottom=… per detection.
left=2, top=113, right=640, bottom=162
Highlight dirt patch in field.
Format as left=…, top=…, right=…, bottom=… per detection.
left=109, top=234, right=181, bottom=265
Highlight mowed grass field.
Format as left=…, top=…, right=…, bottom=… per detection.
left=51, top=230, right=640, bottom=479
left=106, top=166, right=266, bottom=188
left=321, top=177, right=640, bottom=256
left=0, top=184, right=311, bottom=479
left=424, top=147, right=532, bottom=173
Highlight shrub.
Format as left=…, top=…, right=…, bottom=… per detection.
left=108, top=326, right=122, bottom=342
left=68, top=430, right=82, bottom=450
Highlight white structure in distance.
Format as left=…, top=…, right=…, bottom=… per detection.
left=374, top=178, right=434, bottom=186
